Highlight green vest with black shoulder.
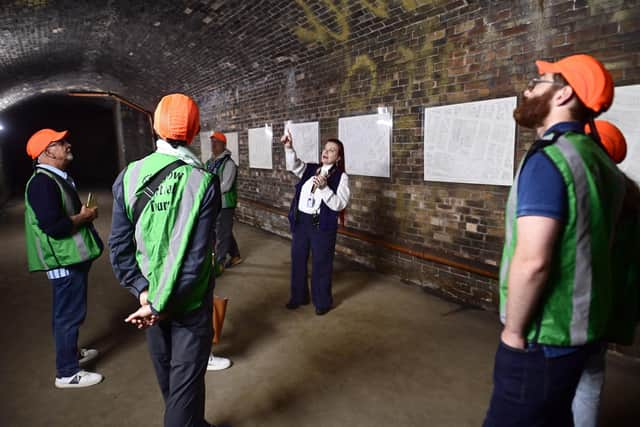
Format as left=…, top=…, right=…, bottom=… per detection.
left=24, top=168, right=103, bottom=272
left=206, top=154, right=237, bottom=208
left=123, top=152, right=213, bottom=314
left=499, top=132, right=627, bottom=346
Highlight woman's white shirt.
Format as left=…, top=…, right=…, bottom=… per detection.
left=285, top=146, right=350, bottom=214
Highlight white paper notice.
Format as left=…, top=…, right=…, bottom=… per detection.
left=338, top=112, right=392, bottom=178
left=248, top=125, right=273, bottom=169
left=600, top=84, right=640, bottom=183
left=423, top=97, right=517, bottom=186
left=284, top=121, right=320, bottom=169
left=199, top=131, right=211, bottom=164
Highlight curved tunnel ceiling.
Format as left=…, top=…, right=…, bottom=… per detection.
left=0, top=0, right=332, bottom=113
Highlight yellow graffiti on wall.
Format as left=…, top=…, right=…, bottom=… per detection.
left=295, top=0, right=457, bottom=116
left=342, top=55, right=382, bottom=110
left=397, top=46, right=416, bottom=100
left=359, top=0, right=389, bottom=18
left=15, top=0, right=48, bottom=6
left=401, top=0, right=418, bottom=10
left=294, top=0, right=435, bottom=46
left=294, top=0, right=350, bottom=45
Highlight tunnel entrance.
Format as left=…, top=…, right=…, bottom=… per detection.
left=0, top=93, right=120, bottom=200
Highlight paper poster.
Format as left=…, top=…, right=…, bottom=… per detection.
left=338, top=110, right=392, bottom=177
left=248, top=125, right=273, bottom=169
left=423, top=97, right=517, bottom=186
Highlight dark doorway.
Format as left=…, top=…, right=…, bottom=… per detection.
left=0, top=93, right=120, bottom=199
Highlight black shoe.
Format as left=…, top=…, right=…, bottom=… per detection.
left=315, top=307, right=331, bottom=316
left=285, top=301, right=309, bottom=310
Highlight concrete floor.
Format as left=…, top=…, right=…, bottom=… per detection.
left=1, top=190, right=639, bottom=427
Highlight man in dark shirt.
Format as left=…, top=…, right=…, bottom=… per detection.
left=483, top=55, right=628, bottom=427
left=24, top=128, right=103, bottom=388
left=109, top=94, right=220, bottom=427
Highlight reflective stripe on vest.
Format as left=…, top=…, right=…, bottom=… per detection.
left=148, top=170, right=207, bottom=304
left=499, top=158, right=521, bottom=324
left=123, top=153, right=212, bottom=313
left=554, top=137, right=593, bottom=344
left=24, top=169, right=102, bottom=271
left=38, top=169, right=93, bottom=261
left=499, top=133, right=625, bottom=346
left=208, top=155, right=237, bottom=209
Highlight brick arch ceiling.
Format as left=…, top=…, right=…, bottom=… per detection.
left=0, top=0, right=326, bottom=113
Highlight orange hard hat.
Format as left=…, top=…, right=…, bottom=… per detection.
left=210, top=131, right=227, bottom=144
left=536, top=54, right=614, bottom=115
left=26, top=128, right=69, bottom=159
left=585, top=120, right=627, bottom=164
left=153, top=93, right=200, bottom=144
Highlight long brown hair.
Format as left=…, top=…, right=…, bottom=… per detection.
left=325, top=138, right=347, bottom=226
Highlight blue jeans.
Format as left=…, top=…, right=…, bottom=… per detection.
left=572, top=343, right=606, bottom=427
left=49, top=263, right=89, bottom=378
left=483, top=340, right=595, bottom=427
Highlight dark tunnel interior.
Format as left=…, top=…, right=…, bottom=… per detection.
left=0, top=94, right=120, bottom=197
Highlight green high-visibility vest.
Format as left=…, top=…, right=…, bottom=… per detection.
left=123, top=152, right=214, bottom=314
left=205, top=154, right=237, bottom=208
left=500, top=132, right=626, bottom=346
left=24, top=168, right=103, bottom=272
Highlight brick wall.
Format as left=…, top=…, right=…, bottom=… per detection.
left=0, top=0, right=638, bottom=352
left=198, top=0, right=640, bottom=314
left=116, top=101, right=155, bottom=167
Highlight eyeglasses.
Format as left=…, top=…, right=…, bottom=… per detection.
left=527, top=78, right=564, bottom=91
left=46, top=139, right=68, bottom=149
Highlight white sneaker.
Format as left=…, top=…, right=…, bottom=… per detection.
left=78, top=348, right=98, bottom=366
left=55, top=370, right=103, bottom=389
left=207, top=354, right=232, bottom=371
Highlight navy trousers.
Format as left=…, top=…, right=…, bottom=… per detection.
left=49, top=263, right=90, bottom=378
left=483, top=340, right=597, bottom=427
left=215, top=207, right=240, bottom=265
left=290, top=213, right=337, bottom=311
left=146, top=295, right=213, bottom=427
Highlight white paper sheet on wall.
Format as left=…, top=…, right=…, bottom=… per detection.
left=423, top=97, right=517, bottom=186
left=199, top=131, right=211, bottom=164
left=284, top=121, right=319, bottom=169
left=600, top=84, right=640, bottom=183
left=338, top=111, right=392, bottom=178
left=248, top=125, right=273, bottom=169
left=224, top=131, right=239, bottom=165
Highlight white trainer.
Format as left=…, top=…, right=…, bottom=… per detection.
left=78, top=348, right=98, bottom=366
left=55, top=370, right=103, bottom=389
left=207, top=354, right=232, bottom=371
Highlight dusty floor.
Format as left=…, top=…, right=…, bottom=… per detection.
left=0, top=191, right=638, bottom=427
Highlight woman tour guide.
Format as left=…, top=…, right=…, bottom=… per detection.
left=281, top=130, right=351, bottom=315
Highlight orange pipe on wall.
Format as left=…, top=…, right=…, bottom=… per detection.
left=238, top=197, right=499, bottom=280
left=68, top=91, right=152, bottom=117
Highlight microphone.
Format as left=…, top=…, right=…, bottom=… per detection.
left=311, top=168, right=328, bottom=193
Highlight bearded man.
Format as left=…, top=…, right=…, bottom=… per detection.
left=483, top=55, right=630, bottom=427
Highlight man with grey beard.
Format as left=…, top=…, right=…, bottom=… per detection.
left=24, top=128, right=104, bottom=388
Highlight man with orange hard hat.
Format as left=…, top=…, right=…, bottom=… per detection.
left=24, top=128, right=104, bottom=389
left=109, top=94, right=221, bottom=427
left=484, top=54, right=633, bottom=426
left=203, top=131, right=237, bottom=372
left=205, top=131, right=242, bottom=278
left=572, top=119, right=639, bottom=427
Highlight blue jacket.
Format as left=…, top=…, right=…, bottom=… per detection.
left=288, top=163, right=343, bottom=232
